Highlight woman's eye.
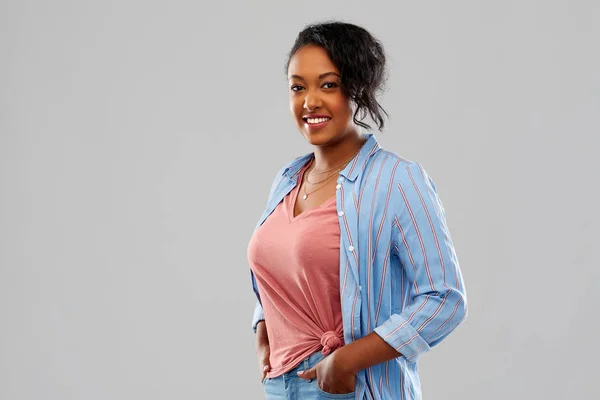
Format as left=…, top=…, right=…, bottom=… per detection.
left=290, top=85, right=304, bottom=92
left=322, top=82, right=338, bottom=89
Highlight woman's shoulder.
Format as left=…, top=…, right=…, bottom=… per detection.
left=365, top=147, right=440, bottom=196
left=376, top=148, right=416, bottom=167
left=371, top=147, right=424, bottom=177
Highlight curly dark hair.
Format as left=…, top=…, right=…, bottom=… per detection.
left=285, top=21, right=389, bottom=131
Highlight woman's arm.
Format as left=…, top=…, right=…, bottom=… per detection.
left=369, top=162, right=467, bottom=363
left=255, top=320, right=271, bottom=381
left=329, top=331, right=402, bottom=375
left=256, top=320, right=269, bottom=348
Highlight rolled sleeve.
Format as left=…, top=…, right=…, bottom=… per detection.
left=374, top=162, right=467, bottom=362
left=374, top=312, right=432, bottom=360
left=252, top=299, right=265, bottom=333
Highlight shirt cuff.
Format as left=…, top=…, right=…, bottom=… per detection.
left=374, top=314, right=432, bottom=362
left=252, top=303, right=265, bottom=333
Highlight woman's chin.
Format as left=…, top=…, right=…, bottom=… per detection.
left=301, top=129, right=338, bottom=146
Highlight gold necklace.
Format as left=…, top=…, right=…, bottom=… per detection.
left=305, top=164, right=343, bottom=184
left=300, top=146, right=362, bottom=200
left=310, top=147, right=361, bottom=175
left=302, top=171, right=338, bottom=200
left=302, top=156, right=355, bottom=200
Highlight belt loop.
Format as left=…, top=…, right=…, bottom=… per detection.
left=304, top=354, right=312, bottom=382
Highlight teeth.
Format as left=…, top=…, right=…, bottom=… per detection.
left=306, top=117, right=330, bottom=124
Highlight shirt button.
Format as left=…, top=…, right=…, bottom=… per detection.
left=348, top=245, right=354, bottom=252
left=338, top=211, right=344, bottom=216
left=336, top=184, right=341, bottom=189
left=359, top=285, right=362, bottom=291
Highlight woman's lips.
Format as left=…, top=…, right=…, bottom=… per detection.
left=303, top=117, right=331, bottom=131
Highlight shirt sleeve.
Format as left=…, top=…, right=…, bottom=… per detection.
left=252, top=299, right=265, bottom=333
left=374, top=162, right=468, bottom=363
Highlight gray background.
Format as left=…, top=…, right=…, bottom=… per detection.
left=1, top=0, right=598, bottom=399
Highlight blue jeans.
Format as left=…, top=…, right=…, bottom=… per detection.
left=263, top=351, right=356, bottom=399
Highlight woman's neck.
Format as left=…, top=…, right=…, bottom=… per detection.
left=311, top=132, right=367, bottom=172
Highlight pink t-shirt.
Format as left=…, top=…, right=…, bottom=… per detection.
left=247, top=160, right=344, bottom=378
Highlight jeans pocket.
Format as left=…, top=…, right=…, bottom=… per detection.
left=315, top=385, right=356, bottom=399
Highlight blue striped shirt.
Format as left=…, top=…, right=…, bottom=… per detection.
left=249, top=133, right=467, bottom=399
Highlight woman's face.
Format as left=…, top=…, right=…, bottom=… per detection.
left=287, top=45, right=358, bottom=147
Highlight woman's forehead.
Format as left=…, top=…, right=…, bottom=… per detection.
left=288, top=45, right=339, bottom=77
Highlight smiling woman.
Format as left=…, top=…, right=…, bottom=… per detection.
left=287, top=49, right=355, bottom=147
left=247, top=21, right=468, bottom=400
left=286, top=24, right=387, bottom=147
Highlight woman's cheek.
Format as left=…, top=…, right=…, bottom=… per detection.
left=328, top=95, right=352, bottom=120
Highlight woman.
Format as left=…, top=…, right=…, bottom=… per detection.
left=247, top=21, right=467, bottom=400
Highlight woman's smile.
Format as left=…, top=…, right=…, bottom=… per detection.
left=302, top=114, right=332, bottom=131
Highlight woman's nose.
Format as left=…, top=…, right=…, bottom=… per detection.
left=303, top=92, right=322, bottom=111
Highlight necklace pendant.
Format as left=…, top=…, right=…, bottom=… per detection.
left=303, top=194, right=308, bottom=200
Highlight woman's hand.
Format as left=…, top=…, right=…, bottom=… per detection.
left=257, top=342, right=271, bottom=382
left=297, top=350, right=356, bottom=394
left=256, top=320, right=271, bottom=382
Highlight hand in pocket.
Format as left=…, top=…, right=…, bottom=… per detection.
left=257, top=342, right=271, bottom=383
left=297, top=351, right=356, bottom=394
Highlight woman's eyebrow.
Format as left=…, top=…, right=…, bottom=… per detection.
left=288, top=72, right=340, bottom=81
left=318, top=72, right=340, bottom=79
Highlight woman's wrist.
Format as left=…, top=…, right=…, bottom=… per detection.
left=255, top=320, right=269, bottom=348
left=333, top=332, right=402, bottom=375
left=332, top=344, right=361, bottom=375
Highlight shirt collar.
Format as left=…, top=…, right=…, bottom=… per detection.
left=283, top=133, right=381, bottom=182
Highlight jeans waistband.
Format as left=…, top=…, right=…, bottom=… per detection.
left=284, top=350, right=326, bottom=376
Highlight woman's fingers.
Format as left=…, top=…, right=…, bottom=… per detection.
left=258, top=344, right=271, bottom=382
left=261, top=363, right=270, bottom=382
